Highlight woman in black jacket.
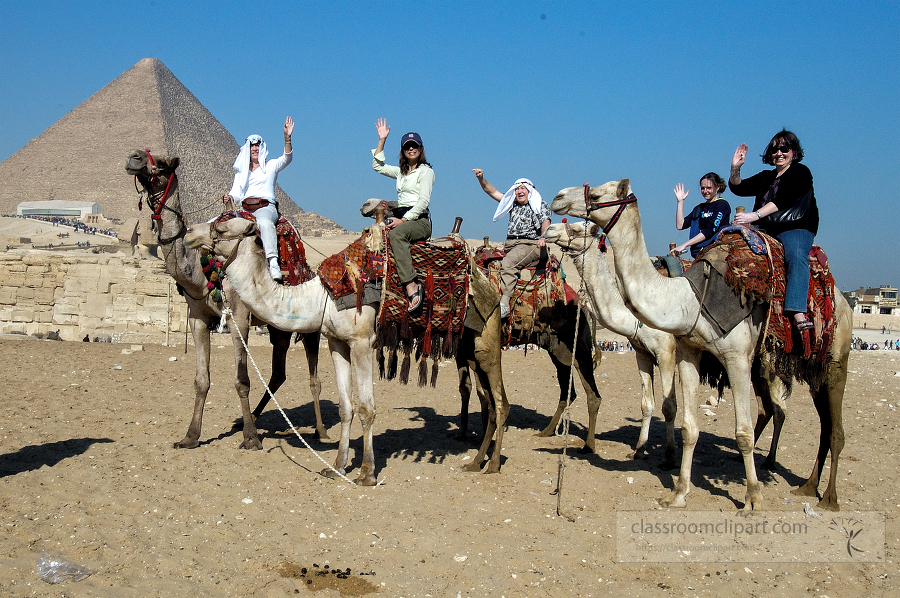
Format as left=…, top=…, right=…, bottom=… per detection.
left=730, top=129, right=819, bottom=331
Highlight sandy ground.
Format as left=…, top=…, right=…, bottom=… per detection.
left=0, top=326, right=897, bottom=597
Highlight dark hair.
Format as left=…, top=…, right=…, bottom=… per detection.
left=762, top=129, right=804, bottom=165
left=700, top=172, right=726, bottom=195
left=399, top=146, right=431, bottom=175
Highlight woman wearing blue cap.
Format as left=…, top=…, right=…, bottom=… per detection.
left=226, top=116, right=294, bottom=280
left=372, top=118, right=434, bottom=313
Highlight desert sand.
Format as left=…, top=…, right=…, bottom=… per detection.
left=0, top=320, right=897, bottom=597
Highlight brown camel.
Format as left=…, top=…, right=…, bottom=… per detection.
left=184, top=213, right=511, bottom=479
left=358, top=199, right=601, bottom=453
left=124, top=150, right=328, bottom=452
left=551, top=180, right=851, bottom=511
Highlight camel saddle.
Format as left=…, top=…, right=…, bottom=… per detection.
left=316, top=228, right=384, bottom=313
left=376, top=234, right=471, bottom=388
left=213, top=211, right=314, bottom=287
left=475, top=246, right=579, bottom=347
left=683, top=225, right=837, bottom=386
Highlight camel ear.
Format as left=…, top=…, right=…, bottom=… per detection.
left=617, top=179, right=630, bottom=199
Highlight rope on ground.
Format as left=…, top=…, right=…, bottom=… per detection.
left=553, top=224, right=591, bottom=523
left=222, top=307, right=357, bottom=486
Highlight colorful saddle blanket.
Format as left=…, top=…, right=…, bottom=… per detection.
left=377, top=235, right=470, bottom=387
left=685, top=227, right=837, bottom=386
left=475, top=246, right=578, bottom=347
left=209, top=211, right=315, bottom=297
left=317, top=229, right=385, bottom=312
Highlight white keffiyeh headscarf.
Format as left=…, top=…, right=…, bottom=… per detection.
left=492, top=178, right=543, bottom=222
left=231, top=134, right=268, bottom=195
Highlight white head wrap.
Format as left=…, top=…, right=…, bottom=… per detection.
left=232, top=134, right=268, bottom=195
left=492, top=178, right=543, bottom=222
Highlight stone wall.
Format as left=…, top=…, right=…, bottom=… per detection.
left=0, top=251, right=188, bottom=341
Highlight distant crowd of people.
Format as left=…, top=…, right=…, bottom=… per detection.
left=852, top=337, right=900, bottom=351
left=5, top=214, right=118, bottom=237
left=599, top=341, right=633, bottom=352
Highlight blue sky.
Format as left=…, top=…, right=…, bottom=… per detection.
left=1, top=1, right=897, bottom=291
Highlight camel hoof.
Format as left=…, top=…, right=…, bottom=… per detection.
left=481, top=462, right=501, bottom=475
left=629, top=450, right=648, bottom=461
left=577, top=444, right=594, bottom=455
left=239, top=438, right=263, bottom=450
left=462, top=461, right=482, bottom=473
left=321, top=467, right=346, bottom=479
left=534, top=428, right=554, bottom=438
left=354, top=476, right=377, bottom=487
left=658, top=493, right=687, bottom=508
left=760, top=458, right=777, bottom=470
left=173, top=439, right=200, bottom=449
left=817, top=497, right=840, bottom=512
left=743, top=485, right=764, bottom=511
left=316, top=429, right=332, bottom=441
left=790, top=484, right=818, bottom=498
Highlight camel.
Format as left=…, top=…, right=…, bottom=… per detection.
left=543, top=221, right=679, bottom=464
left=185, top=215, right=512, bottom=479
left=545, top=221, right=791, bottom=470
left=124, top=150, right=327, bottom=452
left=551, top=180, right=851, bottom=511
left=357, top=199, right=601, bottom=453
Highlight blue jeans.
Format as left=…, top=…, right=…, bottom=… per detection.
left=777, top=228, right=814, bottom=314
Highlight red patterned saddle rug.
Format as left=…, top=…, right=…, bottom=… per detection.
left=694, top=227, right=837, bottom=386
left=212, top=211, right=315, bottom=287
left=475, top=247, right=577, bottom=347
left=378, top=235, right=470, bottom=387
left=317, top=230, right=384, bottom=312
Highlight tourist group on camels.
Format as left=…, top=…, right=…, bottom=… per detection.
left=127, top=120, right=849, bottom=513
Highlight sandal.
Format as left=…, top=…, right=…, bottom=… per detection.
left=407, top=283, right=425, bottom=314
left=795, top=319, right=814, bottom=331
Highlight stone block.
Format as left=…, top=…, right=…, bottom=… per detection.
left=25, top=265, right=50, bottom=274
left=11, top=308, right=35, bottom=323
left=52, top=312, right=79, bottom=326
left=84, top=293, right=112, bottom=318
left=33, top=287, right=55, bottom=305
left=0, top=288, right=16, bottom=305
left=16, top=287, right=35, bottom=301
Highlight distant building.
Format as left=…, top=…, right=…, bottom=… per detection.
left=17, top=200, right=101, bottom=220
left=853, top=285, right=898, bottom=316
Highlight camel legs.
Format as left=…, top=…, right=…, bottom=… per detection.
left=536, top=351, right=577, bottom=439
left=573, top=345, right=603, bottom=454
left=461, top=325, right=509, bottom=474
left=659, top=346, right=701, bottom=508
left=175, top=311, right=215, bottom=449
left=752, top=364, right=787, bottom=470
left=227, top=302, right=262, bottom=450
left=456, top=365, right=488, bottom=441
left=250, top=331, right=329, bottom=441
left=630, top=348, right=658, bottom=460
left=322, top=337, right=377, bottom=486
left=792, top=347, right=848, bottom=511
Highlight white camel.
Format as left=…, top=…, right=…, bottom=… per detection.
left=184, top=217, right=380, bottom=485
left=545, top=220, right=792, bottom=470
left=551, top=180, right=851, bottom=511
left=543, top=221, right=679, bottom=464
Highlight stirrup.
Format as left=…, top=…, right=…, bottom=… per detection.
left=795, top=319, right=814, bottom=331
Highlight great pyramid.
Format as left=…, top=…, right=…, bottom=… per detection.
left=0, top=58, right=346, bottom=235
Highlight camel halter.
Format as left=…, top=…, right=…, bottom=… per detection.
left=582, top=182, right=637, bottom=239
left=132, top=150, right=186, bottom=245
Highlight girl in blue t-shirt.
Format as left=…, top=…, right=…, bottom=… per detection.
left=671, top=172, right=731, bottom=258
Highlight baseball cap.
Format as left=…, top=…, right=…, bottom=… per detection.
left=401, top=132, right=423, bottom=148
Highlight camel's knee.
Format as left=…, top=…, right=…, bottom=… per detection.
left=735, top=430, right=755, bottom=454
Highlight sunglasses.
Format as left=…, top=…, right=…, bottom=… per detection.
left=403, top=143, right=420, bottom=151
left=770, top=145, right=791, bottom=154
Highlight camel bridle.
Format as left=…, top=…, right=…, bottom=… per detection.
left=132, top=150, right=186, bottom=245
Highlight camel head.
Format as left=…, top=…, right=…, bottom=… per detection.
left=549, top=179, right=631, bottom=223
left=125, top=149, right=180, bottom=180
left=185, top=217, right=260, bottom=267
left=543, top=221, right=602, bottom=254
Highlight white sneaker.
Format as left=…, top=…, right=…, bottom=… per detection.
left=268, top=258, right=282, bottom=281
left=499, top=298, right=510, bottom=319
